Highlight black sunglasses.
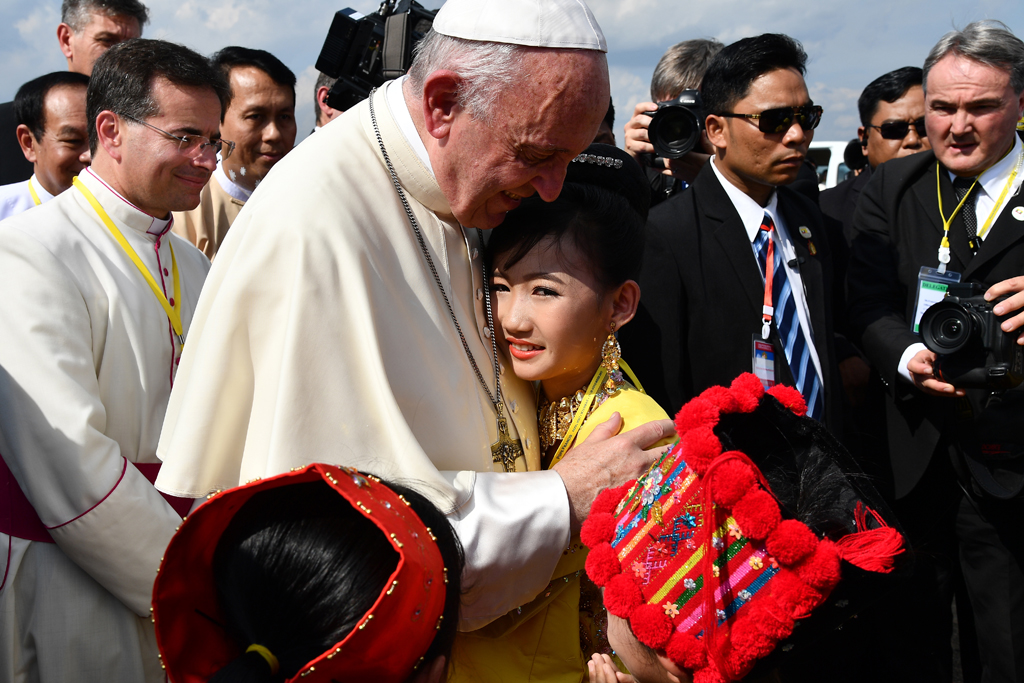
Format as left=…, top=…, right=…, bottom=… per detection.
left=717, top=105, right=823, bottom=134
left=868, top=118, right=927, bottom=140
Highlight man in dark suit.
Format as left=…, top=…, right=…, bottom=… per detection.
left=621, top=33, right=841, bottom=431
left=848, top=20, right=1024, bottom=682
left=0, top=0, right=147, bottom=185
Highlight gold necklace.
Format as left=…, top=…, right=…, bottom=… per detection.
left=538, top=375, right=629, bottom=451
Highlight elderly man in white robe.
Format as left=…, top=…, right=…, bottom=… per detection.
left=156, top=0, right=673, bottom=672
left=0, top=40, right=225, bottom=683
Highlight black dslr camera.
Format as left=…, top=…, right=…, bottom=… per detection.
left=315, top=0, right=437, bottom=112
left=644, top=90, right=705, bottom=159
left=920, top=282, right=1024, bottom=391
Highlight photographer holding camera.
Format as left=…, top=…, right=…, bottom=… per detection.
left=847, top=21, right=1024, bottom=682
left=622, top=38, right=722, bottom=205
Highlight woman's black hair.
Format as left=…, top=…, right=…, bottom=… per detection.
left=487, top=144, right=650, bottom=291
left=208, top=479, right=464, bottom=683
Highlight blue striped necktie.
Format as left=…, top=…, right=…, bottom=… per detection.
left=753, top=213, right=824, bottom=420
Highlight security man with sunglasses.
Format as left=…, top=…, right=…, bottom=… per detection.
left=848, top=21, right=1024, bottom=682
left=622, top=33, right=844, bottom=433
left=823, top=67, right=930, bottom=246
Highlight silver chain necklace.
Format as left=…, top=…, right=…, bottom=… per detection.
left=368, top=88, right=524, bottom=472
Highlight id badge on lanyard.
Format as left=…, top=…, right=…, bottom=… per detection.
left=752, top=336, right=776, bottom=389
left=912, top=266, right=961, bottom=333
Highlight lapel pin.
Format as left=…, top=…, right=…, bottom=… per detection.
left=1013, top=206, right=1024, bottom=221
left=798, top=226, right=812, bottom=239
left=808, top=241, right=817, bottom=256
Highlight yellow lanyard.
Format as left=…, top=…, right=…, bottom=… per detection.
left=27, top=178, right=42, bottom=206
left=548, top=358, right=645, bottom=468
left=72, top=177, right=184, bottom=345
left=935, top=147, right=1023, bottom=271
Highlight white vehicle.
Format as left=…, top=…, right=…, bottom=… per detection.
left=808, top=140, right=855, bottom=190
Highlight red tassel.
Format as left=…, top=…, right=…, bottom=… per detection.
left=834, top=502, right=904, bottom=574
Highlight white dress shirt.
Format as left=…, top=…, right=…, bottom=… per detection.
left=214, top=160, right=253, bottom=202
left=0, top=174, right=55, bottom=222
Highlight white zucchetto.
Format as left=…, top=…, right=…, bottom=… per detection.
left=432, top=0, right=607, bottom=52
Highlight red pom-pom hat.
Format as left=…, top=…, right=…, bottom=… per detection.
left=580, top=373, right=904, bottom=682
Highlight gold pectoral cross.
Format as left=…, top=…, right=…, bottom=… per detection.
left=491, top=416, right=525, bottom=472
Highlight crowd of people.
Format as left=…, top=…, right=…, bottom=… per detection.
left=0, top=0, right=1023, bottom=682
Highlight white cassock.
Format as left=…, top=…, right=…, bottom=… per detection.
left=0, top=167, right=210, bottom=682
left=156, top=81, right=571, bottom=630
left=0, top=175, right=53, bottom=222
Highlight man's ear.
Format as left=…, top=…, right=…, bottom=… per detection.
left=705, top=114, right=728, bottom=153
left=56, top=23, right=75, bottom=62
left=94, top=111, right=125, bottom=162
left=858, top=126, right=868, bottom=147
left=15, top=124, right=38, bottom=163
left=420, top=70, right=463, bottom=141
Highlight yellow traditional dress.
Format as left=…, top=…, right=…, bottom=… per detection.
left=451, top=362, right=672, bottom=682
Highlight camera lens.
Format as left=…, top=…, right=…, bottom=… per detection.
left=649, top=106, right=701, bottom=159
left=920, top=301, right=974, bottom=354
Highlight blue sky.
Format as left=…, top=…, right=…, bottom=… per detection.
left=1, top=0, right=1022, bottom=145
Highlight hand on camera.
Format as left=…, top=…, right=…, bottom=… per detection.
left=623, top=101, right=710, bottom=184
left=986, top=276, right=1024, bottom=343
left=907, top=348, right=965, bottom=397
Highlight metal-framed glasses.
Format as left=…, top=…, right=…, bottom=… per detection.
left=717, top=105, right=824, bottom=134
left=118, top=112, right=235, bottom=159
left=867, top=118, right=927, bottom=140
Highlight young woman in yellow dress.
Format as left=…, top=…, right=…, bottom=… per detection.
left=451, top=144, right=673, bottom=683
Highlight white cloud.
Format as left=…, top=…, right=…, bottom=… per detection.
left=294, top=64, right=319, bottom=144
left=0, top=0, right=1021, bottom=145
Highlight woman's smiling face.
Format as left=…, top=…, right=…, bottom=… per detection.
left=492, top=236, right=628, bottom=402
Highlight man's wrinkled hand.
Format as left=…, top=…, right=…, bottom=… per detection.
left=552, top=414, right=675, bottom=534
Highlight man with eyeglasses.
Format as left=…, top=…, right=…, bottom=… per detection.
left=848, top=21, right=1024, bottom=682
left=622, top=34, right=843, bottom=436
left=0, top=39, right=225, bottom=683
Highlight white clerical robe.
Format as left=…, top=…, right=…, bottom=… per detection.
left=0, top=167, right=211, bottom=683
left=156, top=84, right=571, bottom=630
left=0, top=175, right=53, bottom=222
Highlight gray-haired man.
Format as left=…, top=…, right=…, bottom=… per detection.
left=848, top=20, right=1024, bottom=681
left=1, top=0, right=148, bottom=186
left=156, top=0, right=672, bottom=677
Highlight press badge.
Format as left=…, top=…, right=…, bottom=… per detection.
left=752, top=336, right=776, bottom=389
left=912, top=267, right=961, bottom=333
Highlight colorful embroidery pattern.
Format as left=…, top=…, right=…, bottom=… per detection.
left=580, top=374, right=853, bottom=683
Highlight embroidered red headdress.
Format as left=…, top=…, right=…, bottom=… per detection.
left=580, top=374, right=905, bottom=682
left=151, top=463, right=448, bottom=683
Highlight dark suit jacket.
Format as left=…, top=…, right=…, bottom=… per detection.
left=820, top=166, right=871, bottom=246
left=620, top=160, right=842, bottom=430
left=847, top=148, right=1024, bottom=498
left=0, top=101, right=32, bottom=186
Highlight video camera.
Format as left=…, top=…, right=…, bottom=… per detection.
left=920, top=282, right=1024, bottom=391
left=644, top=89, right=705, bottom=160
left=315, top=0, right=437, bottom=112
